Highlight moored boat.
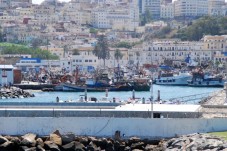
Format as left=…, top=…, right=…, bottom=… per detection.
left=61, top=82, right=133, bottom=92
left=154, top=71, right=192, bottom=86
left=187, top=71, right=225, bottom=87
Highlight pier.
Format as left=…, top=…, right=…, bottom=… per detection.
left=0, top=103, right=201, bottom=118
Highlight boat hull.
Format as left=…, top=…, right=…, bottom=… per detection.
left=60, top=83, right=150, bottom=92
left=154, top=76, right=192, bottom=86
left=61, top=83, right=133, bottom=92
left=187, top=80, right=224, bottom=87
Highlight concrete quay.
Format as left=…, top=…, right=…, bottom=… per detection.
left=0, top=103, right=201, bottom=118
left=0, top=103, right=227, bottom=138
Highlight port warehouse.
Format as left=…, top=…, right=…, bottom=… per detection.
left=0, top=103, right=227, bottom=138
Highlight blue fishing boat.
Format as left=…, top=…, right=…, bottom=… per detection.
left=187, top=71, right=225, bottom=87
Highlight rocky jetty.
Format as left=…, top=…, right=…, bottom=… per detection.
left=0, top=131, right=226, bottom=151
left=0, top=130, right=163, bottom=151
left=0, top=87, right=35, bottom=99
left=164, top=133, right=227, bottom=151
left=199, top=90, right=225, bottom=105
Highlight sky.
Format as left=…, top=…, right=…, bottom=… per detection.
left=32, top=0, right=70, bottom=4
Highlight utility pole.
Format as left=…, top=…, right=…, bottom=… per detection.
left=47, top=38, right=50, bottom=71
left=150, top=79, right=153, bottom=118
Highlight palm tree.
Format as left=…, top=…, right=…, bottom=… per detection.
left=114, top=49, right=123, bottom=82
left=135, top=51, right=140, bottom=69
left=63, top=45, right=68, bottom=58
left=114, top=49, right=123, bottom=64
left=93, top=34, right=110, bottom=68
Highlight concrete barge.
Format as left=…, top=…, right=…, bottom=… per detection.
left=0, top=103, right=227, bottom=138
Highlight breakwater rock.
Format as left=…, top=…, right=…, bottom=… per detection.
left=0, top=130, right=163, bottom=151
left=164, top=133, right=227, bottom=150
left=0, top=87, right=35, bottom=99
left=0, top=131, right=226, bottom=151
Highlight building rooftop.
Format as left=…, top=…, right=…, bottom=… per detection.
left=0, top=65, right=14, bottom=69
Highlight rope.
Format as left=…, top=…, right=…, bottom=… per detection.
left=94, top=116, right=112, bottom=135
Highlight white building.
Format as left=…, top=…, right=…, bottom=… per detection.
left=91, top=8, right=110, bottom=29
left=160, top=3, right=174, bottom=19
left=128, top=39, right=214, bottom=66
left=174, top=0, right=208, bottom=17
left=208, top=0, right=225, bottom=16
left=0, top=65, right=14, bottom=85
left=91, top=5, right=139, bottom=31
left=143, top=0, right=161, bottom=19
left=221, top=5, right=227, bottom=16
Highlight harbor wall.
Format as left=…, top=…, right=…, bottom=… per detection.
left=0, top=117, right=227, bottom=138
left=0, top=110, right=201, bottom=118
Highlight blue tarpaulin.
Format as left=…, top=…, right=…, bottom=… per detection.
left=185, top=55, right=191, bottom=63
left=87, top=66, right=95, bottom=72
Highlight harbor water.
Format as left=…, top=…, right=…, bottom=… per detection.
left=1, top=85, right=221, bottom=103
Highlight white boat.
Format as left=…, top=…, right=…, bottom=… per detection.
left=187, top=72, right=225, bottom=87
left=154, top=71, right=192, bottom=86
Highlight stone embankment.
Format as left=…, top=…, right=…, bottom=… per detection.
left=0, top=130, right=226, bottom=151
left=199, top=90, right=225, bottom=105
left=164, top=133, right=227, bottom=151
left=0, top=130, right=163, bottom=151
left=0, top=87, right=35, bottom=99
left=199, top=90, right=227, bottom=118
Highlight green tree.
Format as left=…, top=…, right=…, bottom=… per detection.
left=63, top=45, right=68, bottom=58
left=114, top=49, right=123, bottom=63
left=0, top=43, right=59, bottom=60
left=140, top=9, right=152, bottom=26
left=31, top=38, right=42, bottom=49
left=93, top=35, right=110, bottom=68
left=0, top=32, right=3, bottom=42
left=90, top=28, right=98, bottom=34
left=0, top=26, right=3, bottom=42
left=219, top=17, right=227, bottom=33
left=135, top=51, right=140, bottom=69
left=174, top=16, right=220, bottom=41
left=115, top=41, right=132, bottom=49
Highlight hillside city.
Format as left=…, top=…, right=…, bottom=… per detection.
left=0, top=0, right=227, bottom=73
left=1, top=2, right=227, bottom=147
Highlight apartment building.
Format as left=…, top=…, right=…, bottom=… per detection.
left=62, top=3, right=91, bottom=25
left=174, top=0, right=208, bottom=17
left=91, top=8, right=110, bottom=29
left=0, top=0, right=32, bottom=7
left=127, top=39, right=213, bottom=66
left=14, top=7, right=34, bottom=17
left=221, top=5, right=227, bottom=16
left=203, top=35, right=227, bottom=51
left=91, top=5, right=139, bottom=31
left=0, top=0, right=8, bottom=9
left=143, top=0, right=161, bottom=19
left=160, top=3, right=174, bottom=19
left=208, top=0, right=225, bottom=16
left=0, top=11, right=16, bottom=23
